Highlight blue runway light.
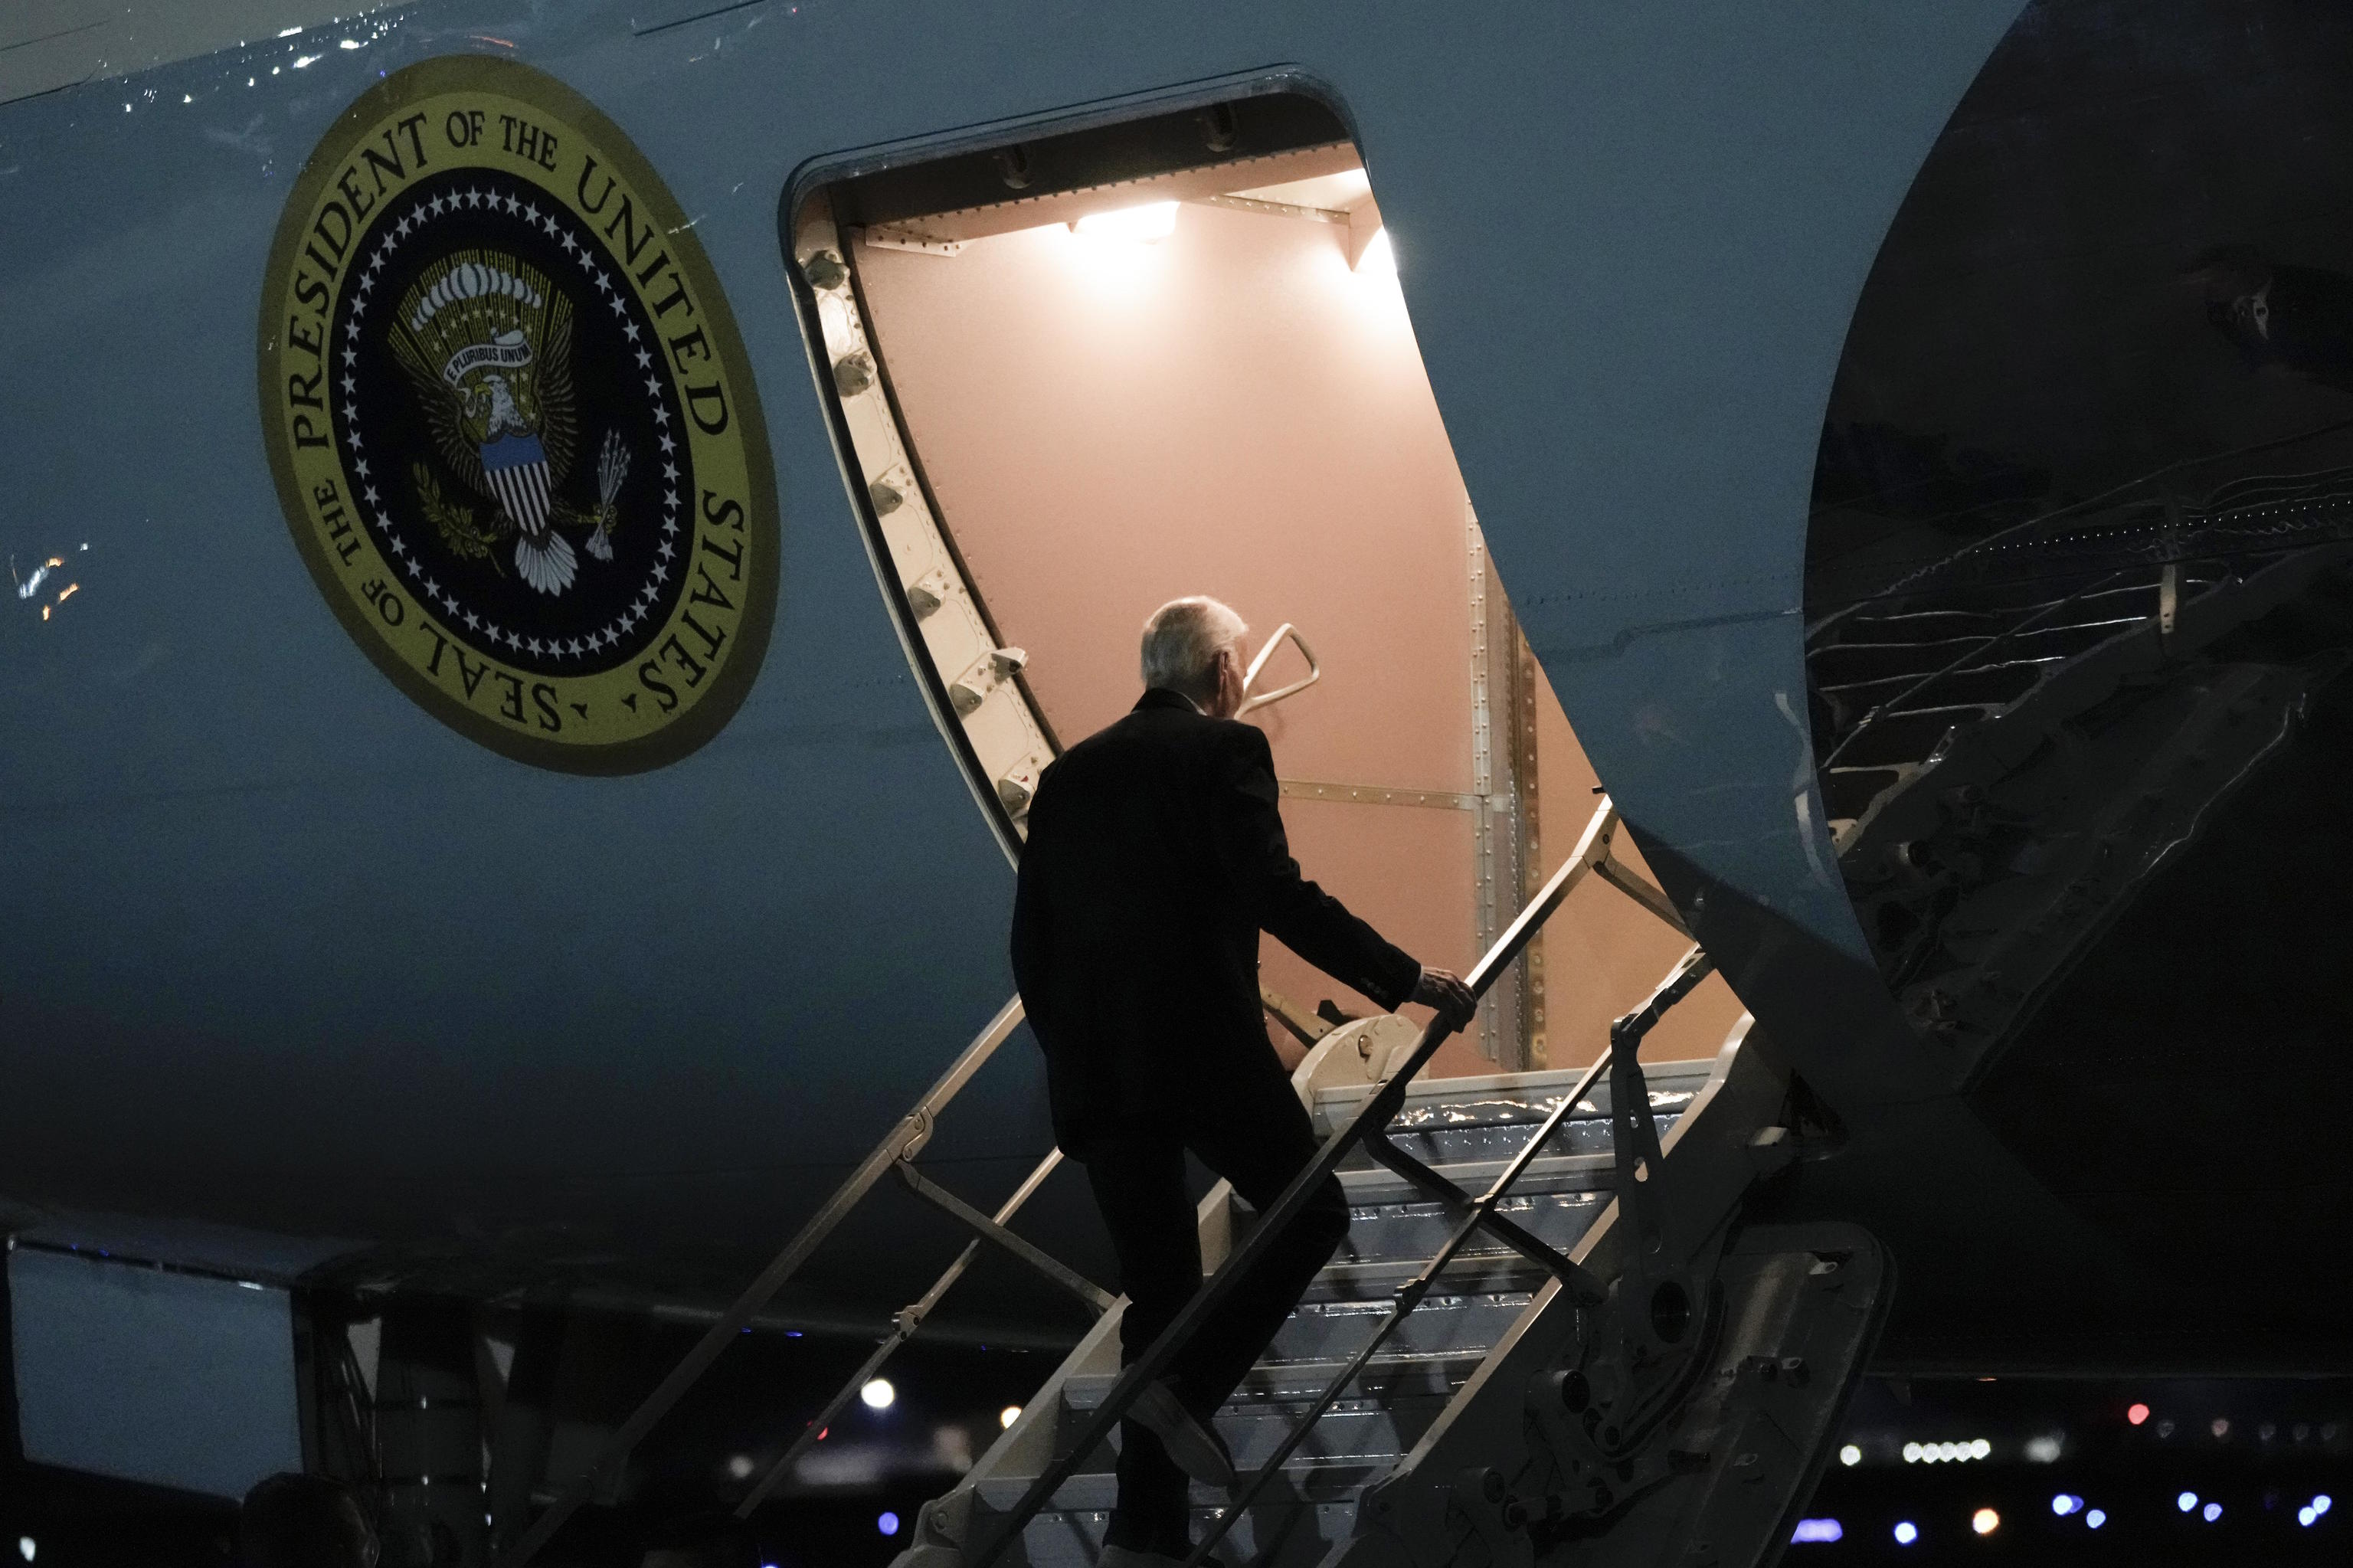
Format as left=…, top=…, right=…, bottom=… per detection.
left=1893, top=1521, right=1919, bottom=1545
left=2086, top=1509, right=2106, bottom=1530
left=879, top=1511, right=900, bottom=1537
left=2315, top=1494, right=2334, bottom=1517
left=2178, top=1491, right=2199, bottom=1512
left=2300, top=1507, right=2316, bottom=1527
left=2051, top=1494, right=2081, bottom=1516
left=1790, top=1519, right=1841, bottom=1543
left=2203, top=1502, right=2222, bottom=1523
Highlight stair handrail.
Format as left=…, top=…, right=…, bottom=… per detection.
left=968, top=794, right=1690, bottom=1567
left=1817, top=566, right=2133, bottom=774
left=508, top=994, right=1032, bottom=1566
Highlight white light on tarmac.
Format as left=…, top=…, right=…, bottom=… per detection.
left=860, top=1377, right=895, bottom=1410
left=1838, top=1444, right=1861, bottom=1466
left=1072, top=202, right=1177, bottom=244
left=18, top=1539, right=34, bottom=1563
left=1000, top=1405, right=1022, bottom=1429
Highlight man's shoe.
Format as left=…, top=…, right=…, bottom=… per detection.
left=1128, top=1377, right=1236, bottom=1488
left=1098, top=1547, right=1188, bottom=1568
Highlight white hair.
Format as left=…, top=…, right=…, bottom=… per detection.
left=1140, top=596, right=1246, bottom=700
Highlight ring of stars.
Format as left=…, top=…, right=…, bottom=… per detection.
left=334, top=174, right=688, bottom=670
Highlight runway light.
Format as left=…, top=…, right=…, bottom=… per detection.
left=1353, top=227, right=1396, bottom=277
left=860, top=1377, right=895, bottom=1410
left=1000, top=1405, right=1022, bottom=1429
left=1893, top=1521, right=1919, bottom=1546
left=1969, top=1438, right=1991, bottom=1459
left=1072, top=201, right=1177, bottom=244
left=1790, top=1519, right=1841, bottom=1543
left=2025, top=1434, right=2063, bottom=1463
left=2051, top=1494, right=2081, bottom=1517
left=878, top=1511, right=900, bottom=1537
left=2315, top=1494, right=2333, bottom=1516
left=2086, top=1509, right=2106, bottom=1530
left=2203, top=1502, right=2222, bottom=1523
left=2129, top=1403, right=2150, bottom=1426
left=2212, top=1417, right=2231, bottom=1439
left=725, top=1453, right=753, bottom=1480
left=1838, top=1444, right=1861, bottom=1466
left=1972, top=1508, right=2000, bottom=1537
left=2178, top=1491, right=2199, bottom=1513
left=2301, top=1506, right=2318, bottom=1527
left=17, top=1539, right=33, bottom=1563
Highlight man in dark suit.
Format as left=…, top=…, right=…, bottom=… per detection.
left=1012, top=596, right=1474, bottom=1568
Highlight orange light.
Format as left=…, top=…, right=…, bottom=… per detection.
left=2128, top=1403, right=2150, bottom=1426
left=56, top=583, right=77, bottom=603
left=1972, top=1507, right=2000, bottom=1536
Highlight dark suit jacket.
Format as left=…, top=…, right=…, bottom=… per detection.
left=1011, top=688, right=1422, bottom=1155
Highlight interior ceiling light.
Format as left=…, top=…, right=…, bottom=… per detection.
left=1072, top=201, right=1178, bottom=243
left=1354, top=226, right=1396, bottom=277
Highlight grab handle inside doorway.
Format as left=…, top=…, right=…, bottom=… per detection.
left=1237, top=621, right=1320, bottom=715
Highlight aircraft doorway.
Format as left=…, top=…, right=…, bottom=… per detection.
left=789, top=90, right=1743, bottom=1075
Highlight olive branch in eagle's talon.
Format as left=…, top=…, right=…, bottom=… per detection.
left=414, top=460, right=509, bottom=571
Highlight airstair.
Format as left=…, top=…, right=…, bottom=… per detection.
left=509, top=799, right=1887, bottom=1568
left=1807, top=466, right=2353, bottom=1075
left=926, top=1045, right=1728, bottom=1567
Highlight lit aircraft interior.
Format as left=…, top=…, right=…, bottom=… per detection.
left=5, top=2, right=2353, bottom=1566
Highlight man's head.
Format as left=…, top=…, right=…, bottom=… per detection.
left=239, top=1472, right=378, bottom=1568
left=1141, top=596, right=1248, bottom=718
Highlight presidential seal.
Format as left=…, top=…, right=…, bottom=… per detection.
left=259, top=56, right=777, bottom=772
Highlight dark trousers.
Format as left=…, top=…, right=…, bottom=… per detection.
left=1082, top=1079, right=1350, bottom=1554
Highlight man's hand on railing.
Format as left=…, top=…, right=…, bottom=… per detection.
left=1411, top=966, right=1478, bottom=1032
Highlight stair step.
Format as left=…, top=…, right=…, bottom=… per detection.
left=1065, top=1346, right=1487, bottom=1414
left=983, top=1454, right=1381, bottom=1514
left=1010, top=1496, right=1356, bottom=1568
left=1344, top=1108, right=1690, bottom=1170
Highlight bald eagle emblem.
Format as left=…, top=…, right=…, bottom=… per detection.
left=390, top=251, right=630, bottom=594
